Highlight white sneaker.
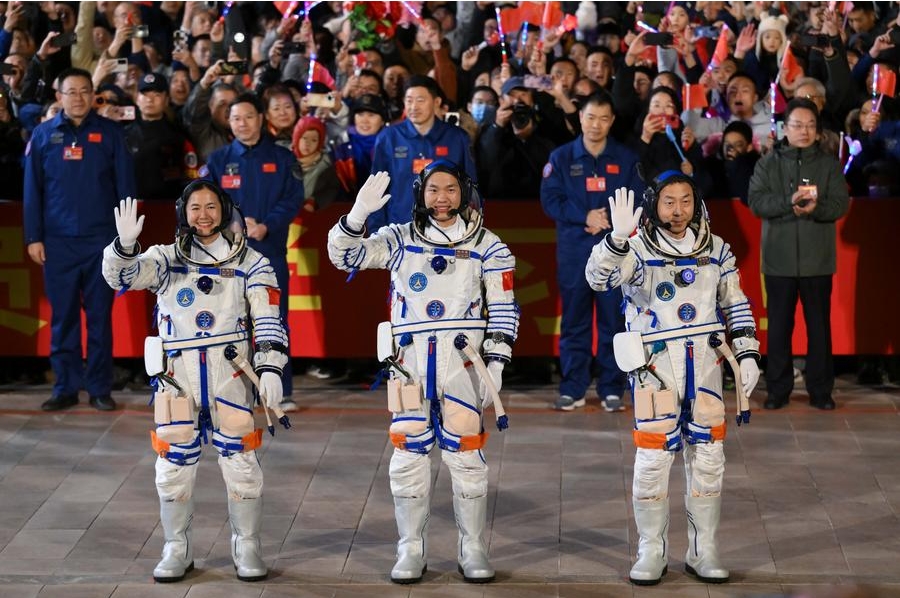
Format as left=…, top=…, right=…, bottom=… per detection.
left=554, top=395, right=586, bottom=411
left=601, top=395, right=625, bottom=412
left=279, top=399, right=298, bottom=412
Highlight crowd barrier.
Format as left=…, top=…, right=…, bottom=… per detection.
left=0, top=197, right=895, bottom=357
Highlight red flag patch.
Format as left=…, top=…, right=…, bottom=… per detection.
left=502, top=271, right=514, bottom=291
left=262, top=163, right=277, bottom=173
left=88, top=133, right=102, bottom=143
left=266, top=287, right=281, bottom=306
left=606, top=164, right=620, bottom=174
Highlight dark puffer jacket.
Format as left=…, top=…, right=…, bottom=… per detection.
left=748, top=141, right=850, bottom=277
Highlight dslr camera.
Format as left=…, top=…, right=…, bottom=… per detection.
left=510, top=102, right=535, bottom=129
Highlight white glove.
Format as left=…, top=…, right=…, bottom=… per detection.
left=608, top=187, right=643, bottom=244
left=346, top=171, right=392, bottom=230
left=259, top=371, right=282, bottom=410
left=114, top=196, right=145, bottom=252
left=739, top=359, right=760, bottom=398
left=479, top=360, right=504, bottom=407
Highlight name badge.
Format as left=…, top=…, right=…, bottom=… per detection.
left=221, top=174, right=241, bottom=189
left=412, top=158, right=433, bottom=174
left=63, top=146, right=84, bottom=161
left=585, top=176, right=606, bottom=192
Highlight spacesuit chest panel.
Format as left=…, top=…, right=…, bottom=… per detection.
left=393, top=244, right=483, bottom=324
left=626, top=249, right=721, bottom=334
left=158, top=267, right=248, bottom=339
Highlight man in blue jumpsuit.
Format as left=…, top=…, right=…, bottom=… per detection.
left=202, top=93, right=304, bottom=397
left=24, top=67, right=136, bottom=411
left=540, top=92, right=644, bottom=412
left=369, top=75, right=476, bottom=230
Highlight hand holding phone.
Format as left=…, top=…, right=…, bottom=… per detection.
left=219, top=60, right=248, bottom=76
left=50, top=31, right=77, bottom=48
left=643, top=32, right=674, bottom=46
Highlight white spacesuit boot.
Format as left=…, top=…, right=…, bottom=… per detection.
left=390, top=495, right=429, bottom=583
left=629, top=498, right=669, bottom=585
left=685, top=494, right=729, bottom=583
left=153, top=499, right=194, bottom=582
left=227, top=497, right=267, bottom=581
left=453, top=493, right=495, bottom=582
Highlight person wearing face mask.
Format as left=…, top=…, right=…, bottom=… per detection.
left=466, top=85, right=498, bottom=130
left=585, top=175, right=761, bottom=586
left=332, top=93, right=389, bottom=198
left=327, top=163, right=519, bottom=585
left=477, top=87, right=555, bottom=200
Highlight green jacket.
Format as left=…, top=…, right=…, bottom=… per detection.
left=748, top=141, right=849, bottom=277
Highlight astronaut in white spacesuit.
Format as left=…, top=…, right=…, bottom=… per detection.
left=101, top=181, right=289, bottom=583
left=584, top=172, right=761, bottom=586
left=327, top=163, right=519, bottom=584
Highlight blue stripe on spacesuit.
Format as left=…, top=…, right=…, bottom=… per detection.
left=645, top=257, right=721, bottom=267
left=169, top=266, right=248, bottom=278
left=198, top=349, right=212, bottom=445
left=444, top=393, right=479, bottom=414
left=697, top=386, right=721, bottom=401
left=404, top=246, right=483, bottom=260
left=426, top=336, right=437, bottom=401
left=216, top=396, right=252, bottom=413
left=684, top=341, right=695, bottom=401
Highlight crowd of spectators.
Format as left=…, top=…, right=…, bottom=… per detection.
left=1, top=0, right=898, bottom=206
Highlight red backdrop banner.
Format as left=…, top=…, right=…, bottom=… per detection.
left=0, top=198, right=894, bottom=357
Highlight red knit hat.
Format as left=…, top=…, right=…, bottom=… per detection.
left=291, top=115, right=326, bottom=160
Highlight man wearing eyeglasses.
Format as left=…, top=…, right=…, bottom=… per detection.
left=747, top=98, right=849, bottom=411
left=24, top=67, right=136, bottom=412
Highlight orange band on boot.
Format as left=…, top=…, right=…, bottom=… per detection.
left=150, top=430, right=171, bottom=458
left=633, top=429, right=668, bottom=450
left=241, top=429, right=263, bottom=451
left=458, top=432, right=489, bottom=451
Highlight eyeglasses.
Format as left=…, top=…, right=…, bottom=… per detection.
left=60, top=89, right=92, bottom=98
left=786, top=122, right=817, bottom=131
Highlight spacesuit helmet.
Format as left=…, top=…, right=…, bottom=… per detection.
left=411, top=159, right=483, bottom=246
left=641, top=170, right=711, bottom=257
left=174, top=180, right=247, bottom=265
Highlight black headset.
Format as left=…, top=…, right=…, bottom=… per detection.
left=412, top=159, right=475, bottom=217
left=642, top=170, right=703, bottom=229
left=175, top=179, right=235, bottom=235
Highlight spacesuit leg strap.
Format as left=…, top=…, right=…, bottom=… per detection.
left=151, top=430, right=202, bottom=466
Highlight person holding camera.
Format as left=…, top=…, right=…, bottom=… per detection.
left=477, top=79, right=555, bottom=200
left=748, top=98, right=850, bottom=411
left=540, top=92, right=643, bottom=413
left=181, top=60, right=238, bottom=163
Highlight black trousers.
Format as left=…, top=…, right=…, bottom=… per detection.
left=764, top=275, right=835, bottom=402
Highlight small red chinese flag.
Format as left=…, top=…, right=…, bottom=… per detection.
left=682, top=84, right=709, bottom=110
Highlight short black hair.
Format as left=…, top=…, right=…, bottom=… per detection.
left=580, top=90, right=616, bottom=116
left=57, top=67, right=93, bottom=91
left=229, top=92, right=264, bottom=114
left=404, top=74, right=441, bottom=98
left=784, top=97, right=820, bottom=130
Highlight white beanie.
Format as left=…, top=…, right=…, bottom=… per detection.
left=756, top=14, right=788, bottom=63
left=576, top=1, right=597, bottom=32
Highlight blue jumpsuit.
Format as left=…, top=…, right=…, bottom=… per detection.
left=369, top=119, right=476, bottom=230
left=203, top=135, right=304, bottom=395
left=24, top=109, right=136, bottom=399
left=540, top=136, right=644, bottom=401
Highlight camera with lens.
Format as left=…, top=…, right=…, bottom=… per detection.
left=510, top=102, right=535, bottom=129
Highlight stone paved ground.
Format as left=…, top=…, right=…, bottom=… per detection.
left=1, top=370, right=899, bottom=598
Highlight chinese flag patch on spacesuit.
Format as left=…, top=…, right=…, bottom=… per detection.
left=266, top=287, right=281, bottom=306
left=502, top=271, right=514, bottom=291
